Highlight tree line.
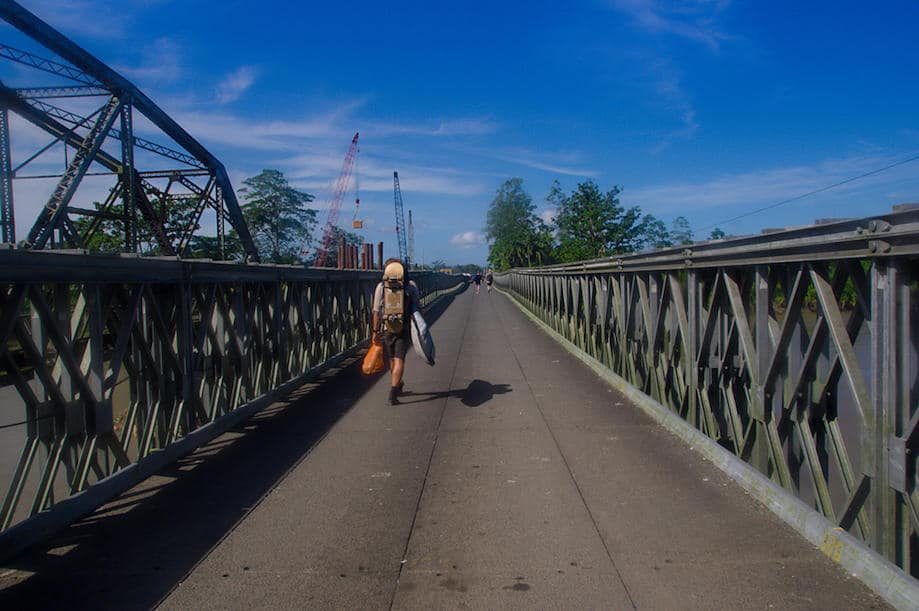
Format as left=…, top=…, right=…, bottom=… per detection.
left=485, top=178, right=725, bottom=271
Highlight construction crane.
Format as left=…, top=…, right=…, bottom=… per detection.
left=408, top=210, right=414, bottom=266
left=351, top=147, right=362, bottom=229
left=308, top=132, right=359, bottom=267
left=393, top=171, right=409, bottom=266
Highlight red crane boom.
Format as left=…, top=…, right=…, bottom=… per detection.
left=309, top=132, right=359, bottom=267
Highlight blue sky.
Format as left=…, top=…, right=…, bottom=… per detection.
left=4, top=0, right=919, bottom=266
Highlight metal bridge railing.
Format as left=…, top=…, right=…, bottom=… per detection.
left=497, top=207, right=919, bottom=575
left=0, top=248, right=463, bottom=553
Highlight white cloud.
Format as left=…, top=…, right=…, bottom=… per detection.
left=627, top=55, right=699, bottom=152
left=280, top=152, right=487, bottom=198
left=608, top=0, right=730, bottom=51
left=395, top=173, right=485, bottom=197
left=450, top=231, right=487, bottom=248
left=16, top=0, right=132, bottom=40
left=169, top=111, right=343, bottom=151
left=539, top=208, right=558, bottom=225
left=627, top=154, right=919, bottom=216
left=294, top=170, right=484, bottom=199
left=216, top=66, right=257, bottom=104
left=114, top=37, right=185, bottom=85
left=366, top=117, right=497, bottom=138
left=165, top=103, right=488, bottom=153
left=601, top=1, right=731, bottom=150
left=473, top=146, right=597, bottom=177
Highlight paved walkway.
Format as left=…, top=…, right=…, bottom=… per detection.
left=0, top=287, right=887, bottom=609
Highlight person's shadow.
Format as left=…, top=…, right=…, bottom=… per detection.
left=400, top=379, right=511, bottom=407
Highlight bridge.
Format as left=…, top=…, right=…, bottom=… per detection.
left=0, top=2, right=917, bottom=609
left=0, top=258, right=908, bottom=609
left=1, top=216, right=918, bottom=608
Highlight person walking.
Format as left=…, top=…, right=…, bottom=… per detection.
left=372, top=258, right=420, bottom=405
left=472, top=271, right=482, bottom=295
left=485, top=270, right=494, bottom=293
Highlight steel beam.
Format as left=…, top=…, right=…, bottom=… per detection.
left=0, top=106, right=13, bottom=243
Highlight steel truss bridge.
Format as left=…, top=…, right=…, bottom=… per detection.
left=0, top=0, right=259, bottom=260
left=497, top=206, right=919, bottom=578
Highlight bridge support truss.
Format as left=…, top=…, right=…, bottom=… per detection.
left=498, top=207, right=919, bottom=576
left=0, top=249, right=462, bottom=557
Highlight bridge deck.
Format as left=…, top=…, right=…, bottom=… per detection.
left=0, top=287, right=886, bottom=609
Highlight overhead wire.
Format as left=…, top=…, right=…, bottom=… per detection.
left=698, top=151, right=919, bottom=232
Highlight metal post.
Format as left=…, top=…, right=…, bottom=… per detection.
left=870, top=261, right=894, bottom=559
left=0, top=107, right=14, bottom=244
left=216, top=184, right=225, bottom=260
left=275, top=279, right=288, bottom=382
left=177, top=273, right=194, bottom=434
left=687, top=270, right=699, bottom=428
left=754, top=266, right=772, bottom=473
left=120, top=99, right=136, bottom=252
left=893, top=260, right=911, bottom=569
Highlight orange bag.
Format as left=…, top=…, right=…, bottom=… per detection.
left=362, top=339, right=384, bottom=375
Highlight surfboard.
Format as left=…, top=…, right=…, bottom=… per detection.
left=410, top=309, right=435, bottom=366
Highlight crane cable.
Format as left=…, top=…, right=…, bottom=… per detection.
left=352, top=143, right=360, bottom=223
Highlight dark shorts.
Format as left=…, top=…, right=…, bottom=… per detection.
left=383, top=330, right=411, bottom=360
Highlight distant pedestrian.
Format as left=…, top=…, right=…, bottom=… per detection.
left=372, top=258, right=420, bottom=405
left=485, top=270, right=494, bottom=293
left=473, top=272, right=482, bottom=295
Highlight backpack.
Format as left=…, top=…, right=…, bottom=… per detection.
left=382, top=261, right=407, bottom=334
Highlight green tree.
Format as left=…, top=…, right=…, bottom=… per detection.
left=709, top=227, right=726, bottom=240
left=187, top=232, right=244, bottom=260
left=72, top=193, right=202, bottom=255
left=71, top=201, right=127, bottom=253
left=239, top=169, right=317, bottom=263
left=485, top=178, right=553, bottom=271
left=453, top=263, right=482, bottom=274
left=553, top=180, right=643, bottom=262
left=636, top=214, right=672, bottom=250
left=671, top=216, right=694, bottom=245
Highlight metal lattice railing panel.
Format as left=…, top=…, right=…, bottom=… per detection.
left=0, top=249, right=463, bottom=539
left=497, top=207, right=919, bottom=575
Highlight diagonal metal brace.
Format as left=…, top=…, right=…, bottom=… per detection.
left=23, top=96, right=123, bottom=249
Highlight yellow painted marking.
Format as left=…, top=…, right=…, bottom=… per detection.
left=820, top=531, right=844, bottom=563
